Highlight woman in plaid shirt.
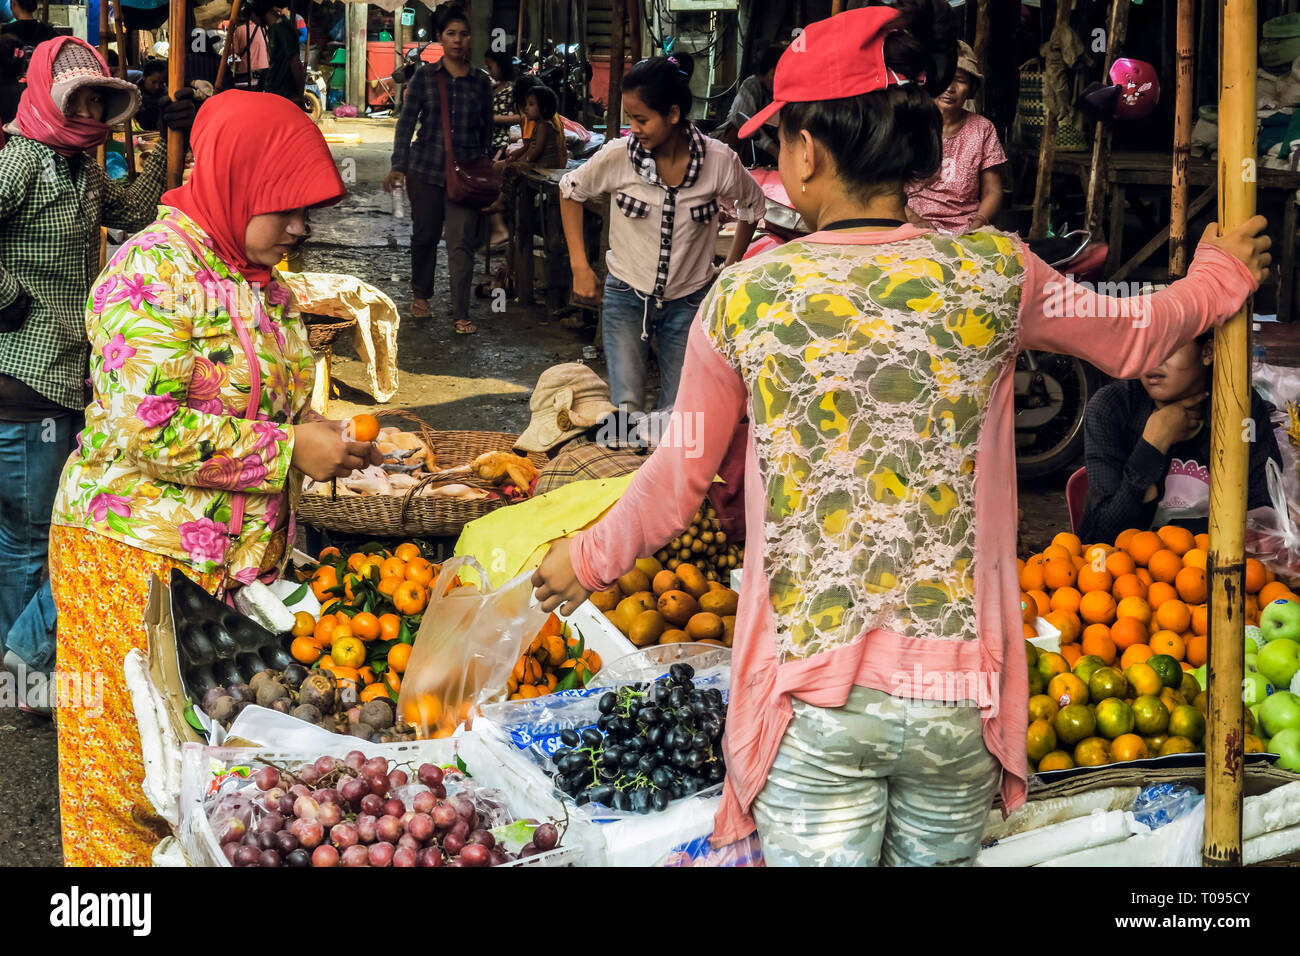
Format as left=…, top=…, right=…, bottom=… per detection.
left=384, top=4, right=492, bottom=334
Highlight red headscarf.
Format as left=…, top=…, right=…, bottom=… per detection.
left=162, top=90, right=347, bottom=285
left=12, top=36, right=113, bottom=157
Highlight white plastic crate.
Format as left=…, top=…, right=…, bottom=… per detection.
left=563, top=599, right=639, bottom=657
left=177, top=733, right=604, bottom=867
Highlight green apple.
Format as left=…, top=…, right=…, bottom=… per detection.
left=1246, top=637, right=1260, bottom=656
left=1261, top=599, right=1300, bottom=643
left=1243, top=671, right=1276, bottom=707
left=1258, top=691, right=1300, bottom=737
left=1194, top=665, right=1208, bottom=689
left=1247, top=653, right=1260, bottom=672
left=1269, top=728, right=1300, bottom=772
left=1258, top=638, right=1300, bottom=689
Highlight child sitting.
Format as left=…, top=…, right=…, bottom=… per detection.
left=486, top=84, right=568, bottom=218
left=1080, top=332, right=1283, bottom=544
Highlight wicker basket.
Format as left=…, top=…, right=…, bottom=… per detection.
left=302, top=312, right=357, bottom=351
left=295, top=430, right=548, bottom=537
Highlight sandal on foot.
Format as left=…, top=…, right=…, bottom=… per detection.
left=454, top=318, right=478, bottom=335
left=411, top=297, right=432, bottom=318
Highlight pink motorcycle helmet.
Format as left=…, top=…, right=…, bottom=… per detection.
left=1109, top=58, right=1160, bottom=120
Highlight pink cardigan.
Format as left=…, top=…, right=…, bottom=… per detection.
left=571, top=225, right=1258, bottom=846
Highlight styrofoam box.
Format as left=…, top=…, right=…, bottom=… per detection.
left=730, top=568, right=741, bottom=592
left=563, top=599, right=639, bottom=658
left=1029, top=616, right=1062, bottom=654
left=177, top=733, right=605, bottom=867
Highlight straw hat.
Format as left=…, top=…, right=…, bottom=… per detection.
left=956, top=41, right=983, bottom=82
left=514, top=364, right=618, bottom=453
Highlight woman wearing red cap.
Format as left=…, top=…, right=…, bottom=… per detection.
left=48, top=90, right=380, bottom=866
left=535, top=0, right=1269, bottom=866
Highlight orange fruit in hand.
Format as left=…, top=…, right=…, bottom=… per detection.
left=1079, top=591, right=1117, bottom=626
left=349, top=413, right=381, bottom=443
left=350, top=611, right=381, bottom=641
left=1081, top=624, right=1116, bottom=665
left=1127, top=531, right=1164, bottom=566
left=1050, top=586, right=1082, bottom=614
left=1147, top=581, right=1178, bottom=610
left=379, top=612, right=401, bottom=642
left=387, top=642, right=412, bottom=674
left=1110, top=616, right=1148, bottom=652
left=1154, top=599, right=1191, bottom=634
left=1174, top=566, right=1206, bottom=604
left=394, top=542, right=422, bottom=562
left=1147, top=549, right=1183, bottom=584
left=291, top=636, right=322, bottom=664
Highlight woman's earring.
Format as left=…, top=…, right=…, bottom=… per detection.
left=801, top=182, right=807, bottom=193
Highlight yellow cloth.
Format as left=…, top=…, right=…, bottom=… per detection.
left=454, top=473, right=638, bottom=589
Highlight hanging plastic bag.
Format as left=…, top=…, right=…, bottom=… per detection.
left=1245, top=459, right=1300, bottom=580
left=396, top=556, right=551, bottom=738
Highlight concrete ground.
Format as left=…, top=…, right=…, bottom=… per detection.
left=0, top=116, right=1067, bottom=866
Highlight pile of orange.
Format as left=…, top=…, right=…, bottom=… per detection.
left=289, top=541, right=464, bottom=709
left=1019, top=526, right=1299, bottom=673
left=505, top=612, right=604, bottom=700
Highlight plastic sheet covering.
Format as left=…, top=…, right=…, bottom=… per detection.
left=281, top=272, right=400, bottom=403
left=979, top=786, right=1141, bottom=843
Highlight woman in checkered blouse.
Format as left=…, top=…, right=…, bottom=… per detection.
left=558, top=55, right=767, bottom=415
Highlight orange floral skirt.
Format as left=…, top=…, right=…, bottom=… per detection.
left=48, top=524, right=222, bottom=867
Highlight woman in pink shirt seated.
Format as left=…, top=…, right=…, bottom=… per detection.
left=532, top=0, right=1269, bottom=866
left=905, top=41, right=1005, bottom=233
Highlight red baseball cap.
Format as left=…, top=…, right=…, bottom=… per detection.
left=739, top=6, right=914, bottom=140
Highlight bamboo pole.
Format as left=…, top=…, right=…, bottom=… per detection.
left=114, top=3, right=137, bottom=178
left=1204, top=0, right=1255, bottom=869
left=627, top=0, right=641, bottom=65
left=1084, top=0, right=1130, bottom=239
left=214, top=0, right=243, bottom=91
left=98, top=0, right=110, bottom=269
left=1030, top=0, right=1072, bottom=239
left=831, top=0, right=844, bottom=14
left=1169, top=0, right=1194, bottom=276
left=515, top=0, right=524, bottom=56
left=605, top=0, right=625, bottom=137
left=167, top=0, right=186, bottom=190
left=973, top=0, right=989, bottom=114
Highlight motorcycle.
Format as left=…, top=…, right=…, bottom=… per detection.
left=520, top=39, right=595, bottom=120
left=303, top=66, right=328, bottom=123
left=738, top=182, right=1109, bottom=480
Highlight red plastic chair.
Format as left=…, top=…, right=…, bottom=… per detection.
left=1065, top=467, right=1088, bottom=534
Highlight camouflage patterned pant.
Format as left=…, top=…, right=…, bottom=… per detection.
left=752, top=686, right=1001, bottom=866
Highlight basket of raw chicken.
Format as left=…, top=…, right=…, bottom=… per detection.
left=295, top=416, right=548, bottom=537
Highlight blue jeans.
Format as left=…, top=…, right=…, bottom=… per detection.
left=601, top=276, right=710, bottom=414
left=0, top=414, right=81, bottom=671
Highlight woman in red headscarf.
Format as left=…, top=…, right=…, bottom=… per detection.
left=47, top=89, right=379, bottom=866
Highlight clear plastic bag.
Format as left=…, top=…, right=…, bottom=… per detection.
left=1131, top=782, right=1203, bottom=830
left=396, top=557, right=551, bottom=737
left=1245, top=459, right=1300, bottom=582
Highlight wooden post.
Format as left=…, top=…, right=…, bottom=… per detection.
left=627, top=0, right=641, bottom=64
left=1204, top=0, right=1255, bottom=868
left=40, top=0, right=48, bottom=25
left=605, top=0, right=626, bottom=137
left=215, top=0, right=244, bottom=91
left=345, top=1, right=367, bottom=111
left=98, top=0, right=109, bottom=268
left=167, top=0, right=186, bottom=190
left=1030, top=0, right=1072, bottom=239
left=114, top=3, right=137, bottom=178
left=1084, top=0, right=1130, bottom=239
left=831, top=0, right=844, bottom=14
left=973, top=0, right=990, bottom=113
left=1169, top=0, right=1194, bottom=276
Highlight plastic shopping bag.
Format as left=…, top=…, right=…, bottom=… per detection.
left=1245, top=459, right=1300, bottom=581
left=396, top=556, right=551, bottom=738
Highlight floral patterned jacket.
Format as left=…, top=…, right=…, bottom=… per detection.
left=52, top=206, right=314, bottom=585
